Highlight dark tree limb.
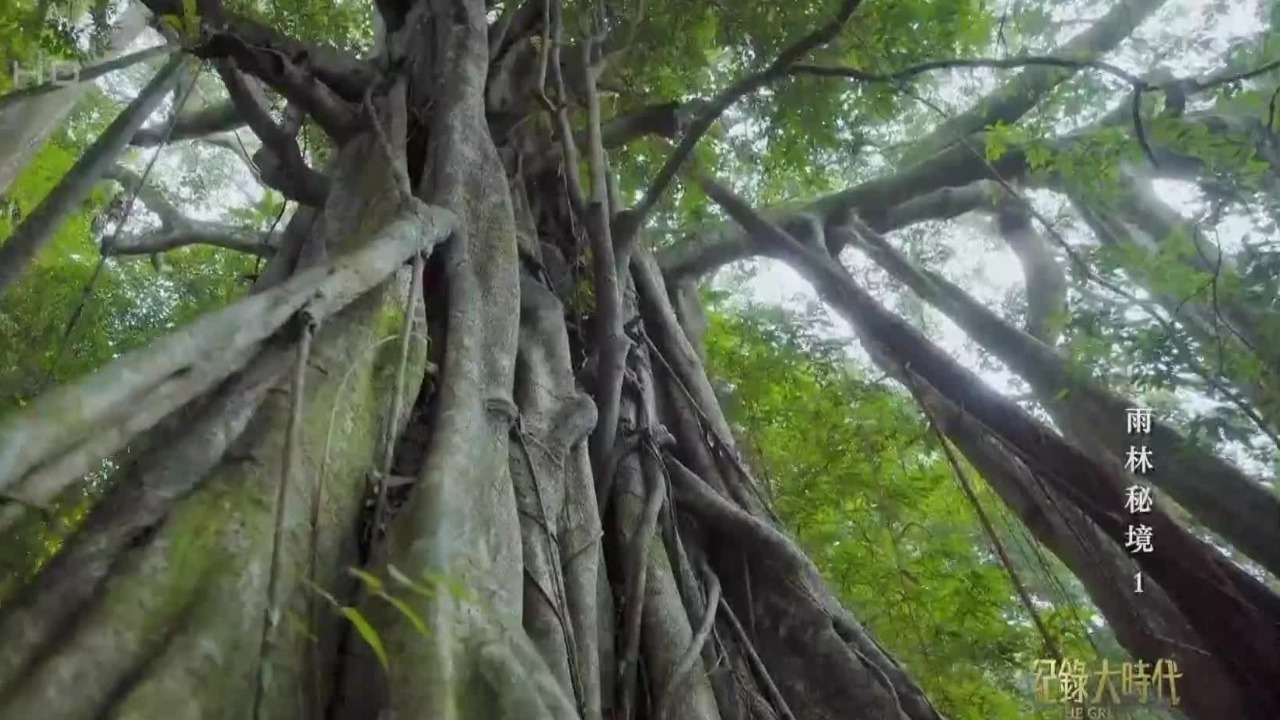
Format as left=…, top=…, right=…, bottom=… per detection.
left=204, top=30, right=360, bottom=140
left=216, top=60, right=330, bottom=205
left=137, top=0, right=375, bottom=101
left=0, top=54, right=187, bottom=300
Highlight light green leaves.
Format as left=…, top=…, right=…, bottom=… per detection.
left=160, top=0, right=202, bottom=45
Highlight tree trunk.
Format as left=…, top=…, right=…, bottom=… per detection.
left=0, top=2, right=946, bottom=719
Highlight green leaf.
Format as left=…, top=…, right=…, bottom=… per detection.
left=340, top=607, right=389, bottom=672
left=347, top=567, right=385, bottom=594
left=375, top=592, right=430, bottom=637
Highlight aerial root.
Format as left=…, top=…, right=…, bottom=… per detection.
left=655, top=557, right=721, bottom=720
left=718, top=598, right=797, bottom=720
left=253, top=313, right=315, bottom=720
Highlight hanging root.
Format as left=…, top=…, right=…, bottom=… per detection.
left=656, top=557, right=721, bottom=720
left=253, top=311, right=316, bottom=720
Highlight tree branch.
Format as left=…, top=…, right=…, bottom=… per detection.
left=626, top=0, right=864, bottom=226
left=138, top=1, right=375, bottom=100
left=105, top=222, right=281, bottom=257
left=0, top=45, right=174, bottom=113
left=791, top=54, right=1145, bottom=90
left=99, top=165, right=281, bottom=257
left=660, top=179, right=1006, bottom=281
left=0, top=55, right=187, bottom=300
left=216, top=60, right=330, bottom=205
left=131, top=100, right=245, bottom=146
left=103, top=165, right=182, bottom=227
left=905, top=0, right=1170, bottom=158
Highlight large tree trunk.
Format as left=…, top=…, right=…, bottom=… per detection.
left=0, top=2, right=946, bottom=719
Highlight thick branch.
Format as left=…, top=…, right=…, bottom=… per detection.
left=200, top=26, right=360, bottom=139
left=103, top=164, right=183, bottom=227
left=0, top=201, right=455, bottom=500
left=665, top=99, right=1275, bottom=283
left=216, top=60, right=330, bottom=205
left=906, top=0, right=1169, bottom=158
left=991, top=198, right=1066, bottom=343
left=105, top=222, right=281, bottom=257
left=137, top=1, right=375, bottom=101
left=131, top=100, right=244, bottom=146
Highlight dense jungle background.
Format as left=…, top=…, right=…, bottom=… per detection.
left=1, top=0, right=1278, bottom=718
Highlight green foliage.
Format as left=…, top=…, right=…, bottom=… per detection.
left=703, top=298, right=1095, bottom=720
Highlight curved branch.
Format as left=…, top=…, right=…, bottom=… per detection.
left=138, top=1, right=375, bottom=101
left=106, top=222, right=282, bottom=257
left=217, top=60, right=330, bottom=205
left=991, top=197, right=1066, bottom=343
left=103, top=164, right=183, bottom=226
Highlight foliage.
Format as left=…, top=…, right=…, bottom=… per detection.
left=702, top=296, right=1097, bottom=720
